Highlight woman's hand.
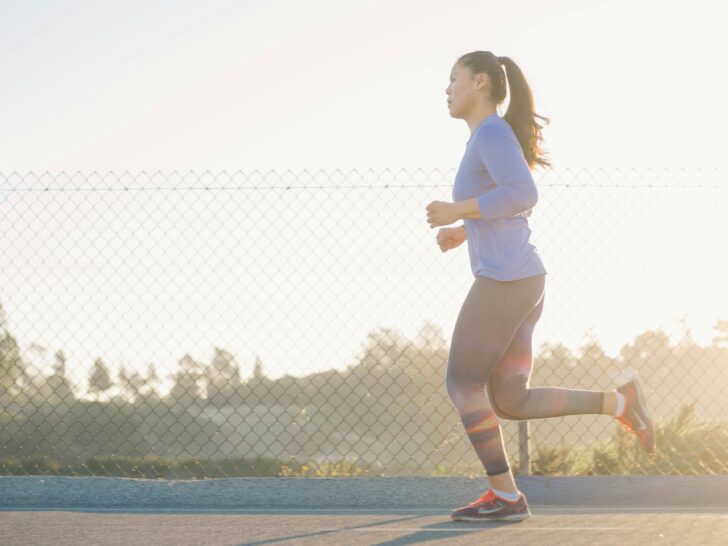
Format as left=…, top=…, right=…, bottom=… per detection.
left=436, top=226, right=467, bottom=253
left=426, top=200, right=461, bottom=228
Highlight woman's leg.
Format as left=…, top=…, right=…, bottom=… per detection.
left=486, top=290, right=607, bottom=420
left=445, top=273, right=545, bottom=479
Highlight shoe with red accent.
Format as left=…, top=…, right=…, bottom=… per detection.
left=451, top=488, right=531, bottom=522
left=615, top=376, right=656, bottom=455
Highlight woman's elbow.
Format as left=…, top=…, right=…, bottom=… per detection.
left=521, top=184, right=538, bottom=210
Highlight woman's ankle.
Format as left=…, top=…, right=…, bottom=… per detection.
left=488, top=469, right=518, bottom=493
left=602, top=391, right=617, bottom=415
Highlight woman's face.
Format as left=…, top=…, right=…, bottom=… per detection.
left=445, top=63, right=487, bottom=119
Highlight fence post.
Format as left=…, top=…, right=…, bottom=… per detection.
left=518, top=420, right=530, bottom=476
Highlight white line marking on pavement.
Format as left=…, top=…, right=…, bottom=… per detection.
left=668, top=514, right=728, bottom=519
left=1, top=506, right=726, bottom=515
left=344, top=527, right=637, bottom=532
left=533, top=506, right=728, bottom=511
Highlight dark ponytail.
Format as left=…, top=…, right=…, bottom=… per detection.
left=457, top=51, right=551, bottom=170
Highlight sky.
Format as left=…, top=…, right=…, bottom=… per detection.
left=2, top=0, right=727, bottom=172
left=1, top=0, right=726, bottom=393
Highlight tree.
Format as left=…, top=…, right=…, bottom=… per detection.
left=145, top=363, right=160, bottom=395
left=47, top=350, right=74, bottom=405
left=0, top=302, right=26, bottom=392
left=206, top=347, right=242, bottom=406
left=88, top=358, right=112, bottom=399
left=169, top=353, right=206, bottom=407
left=253, top=355, right=265, bottom=380
left=618, top=329, right=671, bottom=363
left=712, top=320, right=728, bottom=349
left=414, top=320, right=447, bottom=353
left=118, top=365, right=145, bottom=402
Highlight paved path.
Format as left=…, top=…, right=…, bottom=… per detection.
left=2, top=476, right=727, bottom=545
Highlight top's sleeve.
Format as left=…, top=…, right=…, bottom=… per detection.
left=472, top=123, right=538, bottom=221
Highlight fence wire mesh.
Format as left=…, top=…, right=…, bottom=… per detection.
left=1, top=168, right=727, bottom=478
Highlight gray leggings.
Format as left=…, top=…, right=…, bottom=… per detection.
left=445, top=274, right=604, bottom=476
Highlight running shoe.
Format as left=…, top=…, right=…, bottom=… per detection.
left=615, top=376, right=656, bottom=455
left=450, top=488, right=531, bottom=522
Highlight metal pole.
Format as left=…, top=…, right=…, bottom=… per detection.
left=518, top=420, right=530, bottom=476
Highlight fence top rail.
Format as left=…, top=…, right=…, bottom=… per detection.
left=0, top=167, right=726, bottom=191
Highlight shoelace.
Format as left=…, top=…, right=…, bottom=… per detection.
left=471, top=489, right=497, bottom=506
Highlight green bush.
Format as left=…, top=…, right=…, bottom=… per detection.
left=2, top=402, right=726, bottom=477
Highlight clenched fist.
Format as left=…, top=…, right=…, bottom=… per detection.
left=426, top=200, right=460, bottom=228
left=436, top=226, right=467, bottom=253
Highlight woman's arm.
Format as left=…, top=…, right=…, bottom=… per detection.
left=458, top=123, right=538, bottom=221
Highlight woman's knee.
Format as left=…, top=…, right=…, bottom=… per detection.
left=445, top=375, right=495, bottom=417
left=488, top=373, right=530, bottom=419
left=445, top=375, right=477, bottom=405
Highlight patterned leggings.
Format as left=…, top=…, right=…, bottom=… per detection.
left=445, top=273, right=604, bottom=476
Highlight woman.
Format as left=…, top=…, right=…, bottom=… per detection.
left=425, top=51, right=656, bottom=523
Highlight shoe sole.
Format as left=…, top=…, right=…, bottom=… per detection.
left=451, top=511, right=531, bottom=522
left=628, top=376, right=656, bottom=454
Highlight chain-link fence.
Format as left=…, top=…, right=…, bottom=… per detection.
left=1, top=168, right=727, bottom=478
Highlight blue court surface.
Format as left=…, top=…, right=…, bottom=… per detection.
left=2, top=476, right=728, bottom=545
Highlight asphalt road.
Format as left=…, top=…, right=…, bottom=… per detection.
left=2, top=475, right=728, bottom=545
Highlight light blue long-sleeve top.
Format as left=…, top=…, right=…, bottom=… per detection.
left=452, top=113, right=547, bottom=281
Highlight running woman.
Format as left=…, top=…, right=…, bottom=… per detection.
left=426, top=50, right=656, bottom=523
